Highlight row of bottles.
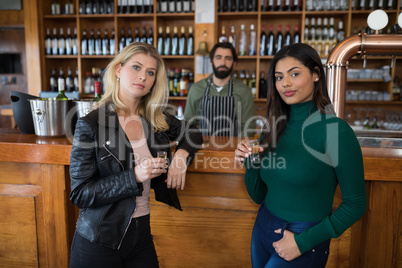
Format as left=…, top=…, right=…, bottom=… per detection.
left=157, top=0, right=195, bottom=13
left=50, top=67, right=79, bottom=93
left=260, top=24, right=301, bottom=56
left=351, top=0, right=398, bottom=10
left=305, top=0, right=348, bottom=11
left=218, top=0, right=258, bottom=12
left=157, top=26, right=194, bottom=56
left=51, top=0, right=75, bottom=15
left=167, top=68, right=194, bottom=96
left=118, top=27, right=154, bottom=52
left=261, top=0, right=302, bottom=11
left=45, top=27, right=78, bottom=55
left=81, top=28, right=117, bottom=55
left=79, top=0, right=114, bottom=14
left=219, top=24, right=259, bottom=56
left=233, top=69, right=268, bottom=99
left=304, top=17, right=344, bottom=58
left=117, top=0, right=154, bottom=13
left=83, top=67, right=105, bottom=94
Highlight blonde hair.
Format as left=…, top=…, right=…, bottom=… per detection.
left=97, top=42, right=169, bottom=132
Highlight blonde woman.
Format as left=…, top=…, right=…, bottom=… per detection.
left=69, top=42, right=202, bottom=268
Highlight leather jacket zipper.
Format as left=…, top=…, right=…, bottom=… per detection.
left=103, top=142, right=125, bottom=171
left=117, top=217, right=132, bottom=250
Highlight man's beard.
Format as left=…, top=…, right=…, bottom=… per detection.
left=212, top=64, right=234, bottom=79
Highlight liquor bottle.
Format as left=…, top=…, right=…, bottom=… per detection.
left=267, top=24, right=275, bottom=56
left=66, top=67, right=74, bottom=92
left=95, top=29, right=102, bottom=55
left=187, top=26, right=194, bottom=55
left=328, top=17, right=336, bottom=49
left=322, top=18, right=330, bottom=57
left=65, top=28, right=73, bottom=55
left=304, top=18, right=310, bottom=44
left=176, top=0, right=183, bottom=12
left=72, top=27, right=78, bottom=55
left=260, top=25, right=267, bottom=56
left=276, top=24, right=283, bottom=54
left=88, top=29, right=95, bottom=55
left=58, top=28, right=65, bottom=55
left=258, top=71, right=267, bottom=98
left=293, top=24, right=300, bottom=44
left=309, top=17, right=316, bottom=49
left=249, top=70, right=257, bottom=98
left=126, top=27, right=133, bottom=47
left=238, top=0, right=245, bottom=11
left=93, top=81, right=102, bottom=101
left=107, top=0, right=114, bottom=13
left=56, top=77, right=68, bottom=100
left=164, top=26, right=172, bottom=55
left=178, top=26, right=187, bottom=55
left=238, top=24, right=247, bottom=56
left=51, top=0, right=61, bottom=15
left=180, top=69, right=188, bottom=96
left=246, top=0, right=253, bottom=11
left=85, top=0, right=92, bottom=14
left=147, top=27, right=154, bottom=45
left=140, top=27, right=147, bottom=43
left=50, top=67, right=57, bottom=92
left=220, top=0, right=229, bottom=12
left=134, top=27, right=140, bottom=42
left=102, top=29, right=109, bottom=55
left=46, top=28, right=52, bottom=55
left=173, top=68, right=181, bottom=96
left=169, top=0, right=176, bottom=12
left=110, top=28, right=116, bottom=55
left=284, top=25, right=292, bottom=47
left=168, top=68, right=175, bottom=96
left=52, top=28, right=58, bottom=55
left=315, top=17, right=323, bottom=56
left=92, top=0, right=100, bottom=14
left=74, top=67, right=79, bottom=92
left=81, top=29, right=88, bottom=55
left=183, top=0, right=190, bottom=12
left=171, top=26, right=179, bottom=55
left=337, top=21, right=345, bottom=43
left=219, top=26, right=228, bottom=43
left=230, top=0, right=237, bottom=11
left=84, top=71, right=92, bottom=94
left=157, top=26, right=164, bottom=54
left=79, top=0, right=85, bottom=14
left=119, top=28, right=126, bottom=52
left=137, top=0, right=144, bottom=13
left=99, top=0, right=107, bottom=13
left=160, top=0, right=168, bottom=12
left=249, top=24, right=257, bottom=56
left=228, top=25, right=236, bottom=48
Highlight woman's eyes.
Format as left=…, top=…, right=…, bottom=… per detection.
left=132, top=65, right=155, bottom=76
left=275, top=72, right=300, bottom=81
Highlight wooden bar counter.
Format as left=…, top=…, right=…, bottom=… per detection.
left=0, top=129, right=401, bottom=267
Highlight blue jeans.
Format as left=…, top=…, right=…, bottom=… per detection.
left=69, top=214, right=158, bottom=268
left=251, top=203, right=330, bottom=268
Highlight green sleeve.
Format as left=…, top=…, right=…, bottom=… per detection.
left=244, top=158, right=267, bottom=204
left=294, top=120, right=367, bottom=253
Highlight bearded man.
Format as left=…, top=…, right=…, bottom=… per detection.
left=184, top=42, right=255, bottom=137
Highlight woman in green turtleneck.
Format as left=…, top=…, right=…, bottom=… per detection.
left=234, top=43, right=367, bottom=268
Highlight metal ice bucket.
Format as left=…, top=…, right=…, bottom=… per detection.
left=75, top=100, right=96, bottom=118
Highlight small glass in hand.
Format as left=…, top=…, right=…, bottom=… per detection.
left=249, top=140, right=260, bottom=162
left=157, top=151, right=167, bottom=160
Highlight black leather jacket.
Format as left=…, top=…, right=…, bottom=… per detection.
left=69, top=103, right=202, bottom=249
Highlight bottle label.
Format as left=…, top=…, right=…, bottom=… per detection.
left=161, top=2, right=167, bottom=12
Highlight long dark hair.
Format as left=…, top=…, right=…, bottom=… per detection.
left=261, top=43, right=334, bottom=153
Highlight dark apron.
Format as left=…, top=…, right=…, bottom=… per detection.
left=199, top=78, right=238, bottom=136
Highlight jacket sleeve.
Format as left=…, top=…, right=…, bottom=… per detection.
left=165, top=114, right=203, bottom=165
left=69, top=118, right=142, bottom=209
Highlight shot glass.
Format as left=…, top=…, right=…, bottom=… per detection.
left=249, top=140, right=260, bottom=162
left=157, top=151, right=167, bottom=160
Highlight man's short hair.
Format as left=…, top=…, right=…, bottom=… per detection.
left=209, top=42, right=238, bottom=62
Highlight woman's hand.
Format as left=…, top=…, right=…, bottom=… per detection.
left=234, top=139, right=263, bottom=162
left=166, top=149, right=189, bottom=190
left=272, top=229, right=302, bottom=261
left=134, top=158, right=167, bottom=183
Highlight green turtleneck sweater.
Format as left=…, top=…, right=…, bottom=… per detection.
left=244, top=100, right=367, bottom=254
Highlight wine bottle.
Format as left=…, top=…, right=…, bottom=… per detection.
left=74, top=67, right=79, bottom=92
left=99, top=0, right=107, bottom=13
left=283, top=0, right=290, bottom=10
left=88, top=29, right=95, bottom=55
left=110, top=28, right=116, bottom=55
left=147, top=27, right=154, bottom=45
left=230, top=0, right=237, bottom=11
left=79, top=0, right=85, bottom=14
left=102, top=29, right=109, bottom=55
left=52, top=28, right=58, bottom=55
left=187, top=26, right=194, bottom=55
left=284, top=25, right=292, bottom=47
left=51, top=0, right=61, bottom=15
left=93, top=81, right=102, bottom=101
left=46, top=28, right=52, bottom=55
left=238, top=0, right=245, bottom=11
left=119, top=28, right=126, bottom=52
left=219, top=26, right=228, bottom=43
left=238, top=24, right=247, bottom=56
left=160, top=0, right=168, bottom=12
left=173, top=68, right=181, bottom=96
left=58, top=28, right=65, bottom=55
left=246, top=0, right=253, bottom=11
left=178, top=26, right=187, bottom=55
left=56, top=77, right=68, bottom=100
left=222, top=0, right=229, bottom=12
left=249, top=70, right=257, bottom=98
left=81, top=29, right=88, bottom=55
left=85, top=0, right=92, bottom=14
left=337, top=21, right=345, bottom=43
left=149, top=0, right=154, bottom=13
left=95, top=29, right=102, bottom=55
left=134, top=27, right=140, bottom=42
left=259, top=71, right=268, bottom=98
left=267, top=24, right=275, bottom=56
left=176, top=0, right=183, bottom=12
left=228, top=25, right=236, bottom=48
left=126, top=27, right=133, bottom=47
left=140, top=27, right=147, bottom=43
left=171, top=26, right=179, bottom=55
left=66, top=67, right=74, bottom=92
left=169, top=0, right=175, bottom=12
left=292, top=0, right=300, bottom=10
left=293, top=24, right=300, bottom=44
left=50, top=67, right=57, bottom=92
left=248, top=24, right=257, bottom=56
left=180, top=69, right=188, bottom=96
left=157, top=26, right=164, bottom=54
left=274, top=0, right=282, bottom=10
left=260, top=25, right=267, bottom=56
left=65, top=28, right=73, bottom=55
left=144, top=0, right=150, bottom=13
left=164, top=26, right=172, bottom=55
left=72, top=27, right=78, bottom=55
left=183, top=0, right=190, bottom=12
left=137, top=0, right=144, bottom=13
